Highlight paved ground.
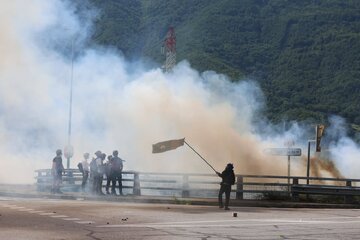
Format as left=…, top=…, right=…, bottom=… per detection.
left=1, top=196, right=360, bottom=239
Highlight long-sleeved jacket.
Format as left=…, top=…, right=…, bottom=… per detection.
left=217, top=169, right=235, bottom=186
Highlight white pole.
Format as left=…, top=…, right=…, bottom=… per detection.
left=67, top=38, right=74, bottom=169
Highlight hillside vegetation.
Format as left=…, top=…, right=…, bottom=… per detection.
left=86, top=0, right=360, bottom=129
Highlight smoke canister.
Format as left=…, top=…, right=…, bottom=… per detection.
left=233, top=212, right=237, bottom=217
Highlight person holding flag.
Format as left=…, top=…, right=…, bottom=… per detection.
left=152, top=138, right=236, bottom=210
left=216, top=163, right=235, bottom=210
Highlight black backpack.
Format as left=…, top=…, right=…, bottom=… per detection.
left=77, top=162, right=84, bottom=173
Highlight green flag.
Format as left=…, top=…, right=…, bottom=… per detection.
left=152, top=138, right=185, bottom=153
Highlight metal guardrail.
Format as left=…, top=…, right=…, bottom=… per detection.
left=35, top=169, right=360, bottom=202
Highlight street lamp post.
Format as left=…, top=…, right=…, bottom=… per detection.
left=66, top=38, right=74, bottom=169
left=306, top=140, right=316, bottom=185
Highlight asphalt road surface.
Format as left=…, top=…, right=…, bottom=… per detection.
left=1, top=196, right=360, bottom=240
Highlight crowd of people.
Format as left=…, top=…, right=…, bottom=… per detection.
left=51, top=149, right=125, bottom=196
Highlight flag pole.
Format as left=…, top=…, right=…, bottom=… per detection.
left=184, top=141, right=217, bottom=173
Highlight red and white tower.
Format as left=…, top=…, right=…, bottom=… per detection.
left=162, top=26, right=176, bottom=72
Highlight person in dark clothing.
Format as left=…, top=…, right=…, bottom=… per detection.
left=105, top=155, right=114, bottom=195
left=51, top=149, right=65, bottom=194
left=216, top=163, right=235, bottom=210
left=111, top=150, right=125, bottom=195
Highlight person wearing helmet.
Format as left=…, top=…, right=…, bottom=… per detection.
left=80, top=153, right=90, bottom=191
left=111, top=150, right=125, bottom=195
left=51, top=149, right=65, bottom=194
left=216, top=163, right=235, bottom=210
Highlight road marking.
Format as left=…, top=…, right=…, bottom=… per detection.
left=63, top=218, right=81, bottom=221
left=4, top=205, right=16, bottom=208
left=97, top=217, right=360, bottom=228
left=0, top=197, right=16, bottom=201
left=39, top=212, right=55, bottom=216
left=9, top=206, right=25, bottom=209
left=75, top=221, right=95, bottom=224
left=0, top=202, right=94, bottom=226
left=29, top=211, right=44, bottom=213
left=99, top=216, right=360, bottom=227
left=18, top=209, right=34, bottom=211
left=51, top=215, right=69, bottom=218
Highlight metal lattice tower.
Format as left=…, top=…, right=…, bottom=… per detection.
left=162, top=26, right=176, bottom=72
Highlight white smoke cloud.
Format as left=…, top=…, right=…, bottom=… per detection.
left=327, top=116, right=360, bottom=178
left=0, top=0, right=359, bottom=184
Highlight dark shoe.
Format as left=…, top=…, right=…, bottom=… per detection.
left=106, top=191, right=111, bottom=195
left=219, top=205, right=224, bottom=209
left=224, top=207, right=230, bottom=210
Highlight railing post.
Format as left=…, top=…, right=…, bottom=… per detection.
left=36, top=171, right=44, bottom=192
left=182, top=175, right=189, bottom=198
left=345, top=180, right=353, bottom=204
left=292, top=177, right=299, bottom=201
left=236, top=176, right=243, bottom=200
left=346, top=180, right=352, bottom=187
left=133, top=172, right=141, bottom=196
left=67, top=170, right=75, bottom=184
left=307, top=141, right=311, bottom=185
left=37, top=171, right=42, bottom=184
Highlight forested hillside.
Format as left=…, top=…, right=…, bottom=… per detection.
left=85, top=0, right=360, bottom=130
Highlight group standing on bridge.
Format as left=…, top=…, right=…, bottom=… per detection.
left=51, top=149, right=236, bottom=210
left=51, top=149, right=125, bottom=196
